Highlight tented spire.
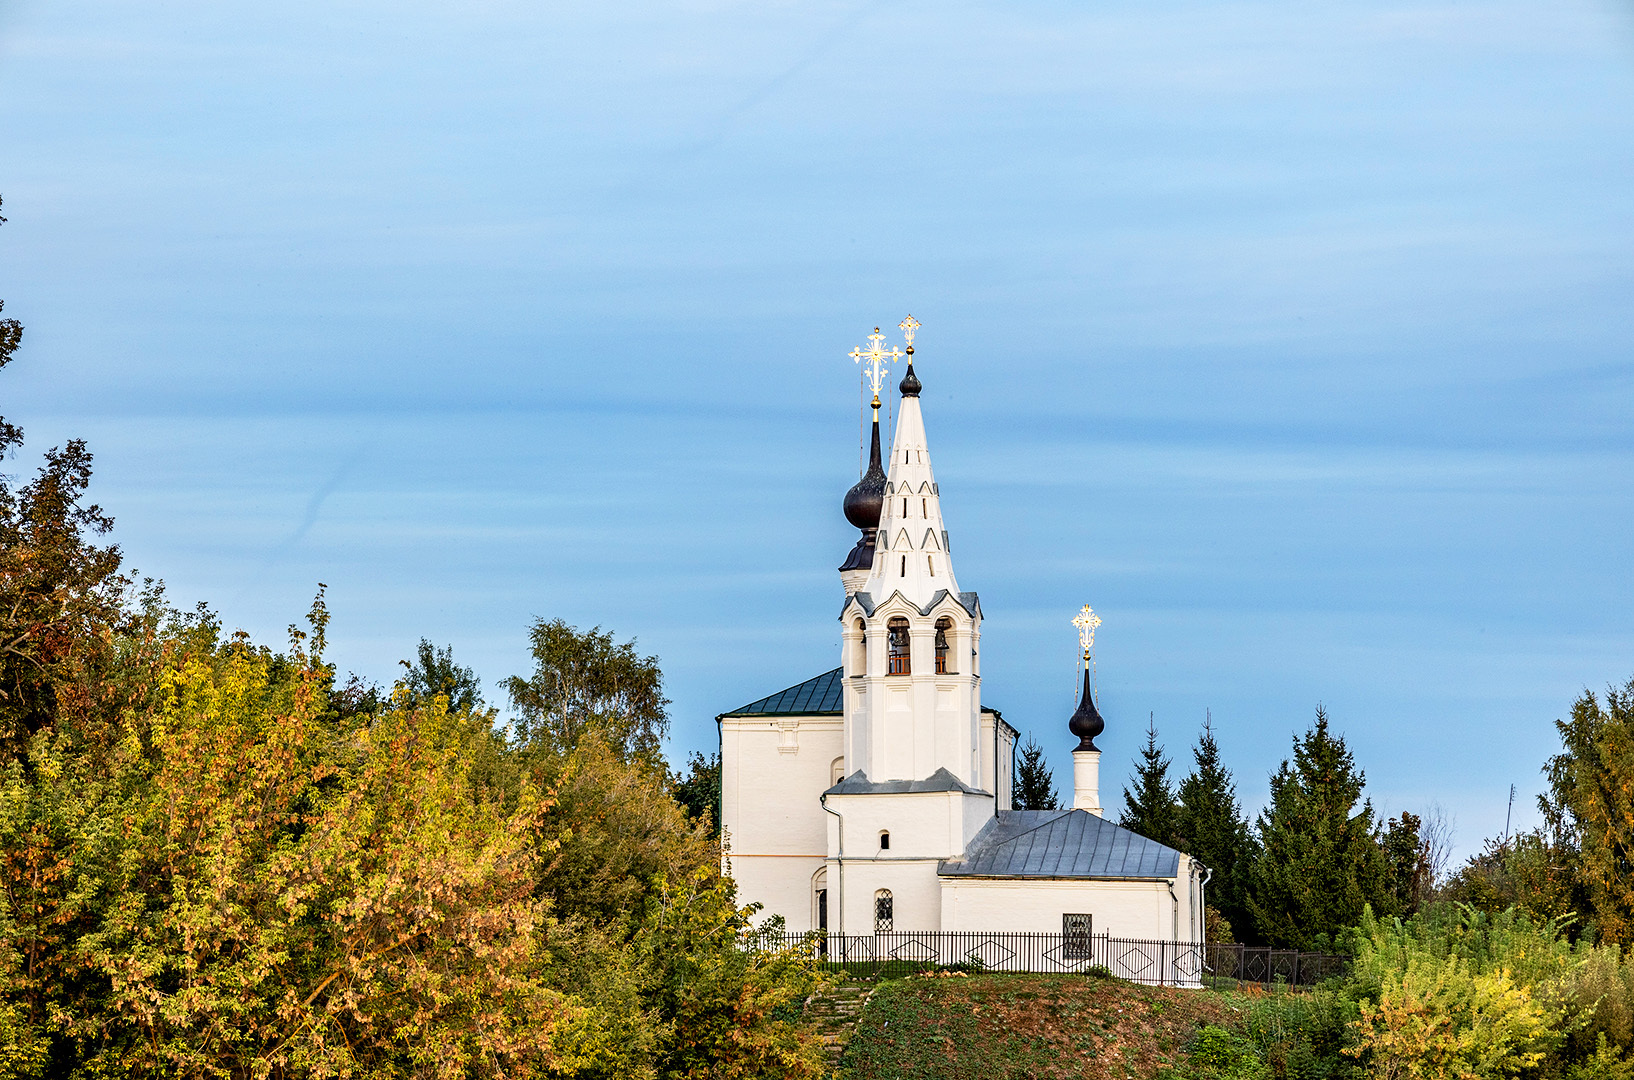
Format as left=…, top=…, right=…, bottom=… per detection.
left=860, top=336, right=961, bottom=607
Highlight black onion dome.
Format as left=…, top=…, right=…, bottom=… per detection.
left=1068, top=666, right=1105, bottom=751
left=899, top=361, right=921, bottom=398
left=843, top=417, right=886, bottom=530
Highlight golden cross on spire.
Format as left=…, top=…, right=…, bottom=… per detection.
left=849, top=326, right=903, bottom=413
left=899, top=315, right=921, bottom=355
left=1072, top=604, right=1102, bottom=661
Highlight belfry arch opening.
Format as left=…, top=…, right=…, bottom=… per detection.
left=851, top=618, right=866, bottom=675
left=887, top=617, right=911, bottom=675
left=935, top=616, right=954, bottom=674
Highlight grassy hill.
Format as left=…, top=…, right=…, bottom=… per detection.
left=829, top=971, right=1328, bottom=1080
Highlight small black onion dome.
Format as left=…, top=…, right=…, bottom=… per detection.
left=1068, top=666, right=1105, bottom=751
left=899, top=361, right=921, bottom=398
left=843, top=417, right=887, bottom=530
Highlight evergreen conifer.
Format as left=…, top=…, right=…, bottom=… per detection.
left=1173, top=714, right=1257, bottom=941
left=1247, top=705, right=1389, bottom=950
left=1120, top=715, right=1178, bottom=846
left=1013, top=735, right=1060, bottom=810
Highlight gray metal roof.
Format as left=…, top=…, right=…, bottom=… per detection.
left=849, top=588, right=981, bottom=619
left=721, top=668, right=845, bottom=717
left=938, top=810, right=1182, bottom=880
left=823, top=767, right=986, bottom=796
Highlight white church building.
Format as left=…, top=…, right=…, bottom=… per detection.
left=717, top=323, right=1208, bottom=948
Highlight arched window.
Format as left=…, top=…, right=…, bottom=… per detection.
left=887, top=617, right=911, bottom=675
left=935, top=617, right=953, bottom=674
left=874, top=889, right=894, bottom=933
left=879, top=830, right=890, bottom=851
left=831, top=757, right=846, bottom=786
left=851, top=618, right=867, bottom=675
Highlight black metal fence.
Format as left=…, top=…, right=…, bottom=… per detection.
left=752, top=930, right=1348, bottom=989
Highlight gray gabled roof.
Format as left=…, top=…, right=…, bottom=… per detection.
left=823, top=767, right=987, bottom=797
left=938, top=809, right=1182, bottom=880
left=720, top=668, right=844, bottom=717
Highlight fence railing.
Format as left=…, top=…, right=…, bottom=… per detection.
left=751, top=930, right=1348, bottom=989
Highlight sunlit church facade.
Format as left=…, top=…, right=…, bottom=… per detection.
left=717, top=323, right=1208, bottom=945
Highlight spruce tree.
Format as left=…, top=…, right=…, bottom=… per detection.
left=1247, top=706, right=1389, bottom=950
left=1013, top=735, right=1060, bottom=810
left=1120, top=715, right=1177, bottom=846
left=1173, top=714, right=1257, bottom=941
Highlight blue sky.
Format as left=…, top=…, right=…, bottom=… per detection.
left=3, top=0, right=1632, bottom=860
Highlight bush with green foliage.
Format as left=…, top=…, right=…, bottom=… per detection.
left=1341, top=904, right=1634, bottom=1078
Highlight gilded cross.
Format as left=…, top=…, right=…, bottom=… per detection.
left=849, top=326, right=903, bottom=412
left=899, top=315, right=921, bottom=354
left=1072, top=605, right=1102, bottom=660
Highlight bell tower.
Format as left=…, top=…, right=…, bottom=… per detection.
left=839, top=318, right=986, bottom=788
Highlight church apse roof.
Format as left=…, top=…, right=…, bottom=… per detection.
left=938, top=810, right=1182, bottom=881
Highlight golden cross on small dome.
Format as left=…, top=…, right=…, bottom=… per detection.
left=899, top=315, right=921, bottom=354
left=1072, top=604, right=1102, bottom=659
left=849, top=326, right=903, bottom=411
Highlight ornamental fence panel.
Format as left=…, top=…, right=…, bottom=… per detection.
left=750, top=930, right=1348, bottom=990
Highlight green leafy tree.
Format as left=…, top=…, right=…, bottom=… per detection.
left=1442, top=830, right=1582, bottom=926
left=504, top=619, right=669, bottom=765
left=1173, top=715, right=1257, bottom=940
left=1247, top=705, right=1390, bottom=950
left=401, top=636, right=484, bottom=713
left=671, top=750, right=722, bottom=827
left=1012, top=735, right=1060, bottom=810
left=1, top=595, right=585, bottom=1078
left=1120, top=715, right=1178, bottom=846
left=0, top=216, right=128, bottom=760
left=1543, top=676, right=1634, bottom=944
left=1380, top=810, right=1433, bottom=917
left=537, top=734, right=717, bottom=927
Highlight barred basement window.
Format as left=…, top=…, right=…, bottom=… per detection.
left=874, top=890, right=894, bottom=933
left=1063, top=913, right=1093, bottom=959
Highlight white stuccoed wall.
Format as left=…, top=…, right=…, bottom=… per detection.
left=719, top=713, right=842, bottom=931
left=940, top=855, right=1200, bottom=941
left=821, top=788, right=998, bottom=932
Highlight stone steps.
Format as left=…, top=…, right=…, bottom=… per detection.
left=803, top=979, right=877, bottom=1071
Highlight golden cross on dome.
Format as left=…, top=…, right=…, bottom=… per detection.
left=899, top=315, right=921, bottom=354
left=1072, top=604, right=1102, bottom=660
left=849, top=326, right=903, bottom=412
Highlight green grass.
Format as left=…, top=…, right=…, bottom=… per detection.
left=834, top=972, right=1242, bottom=1080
